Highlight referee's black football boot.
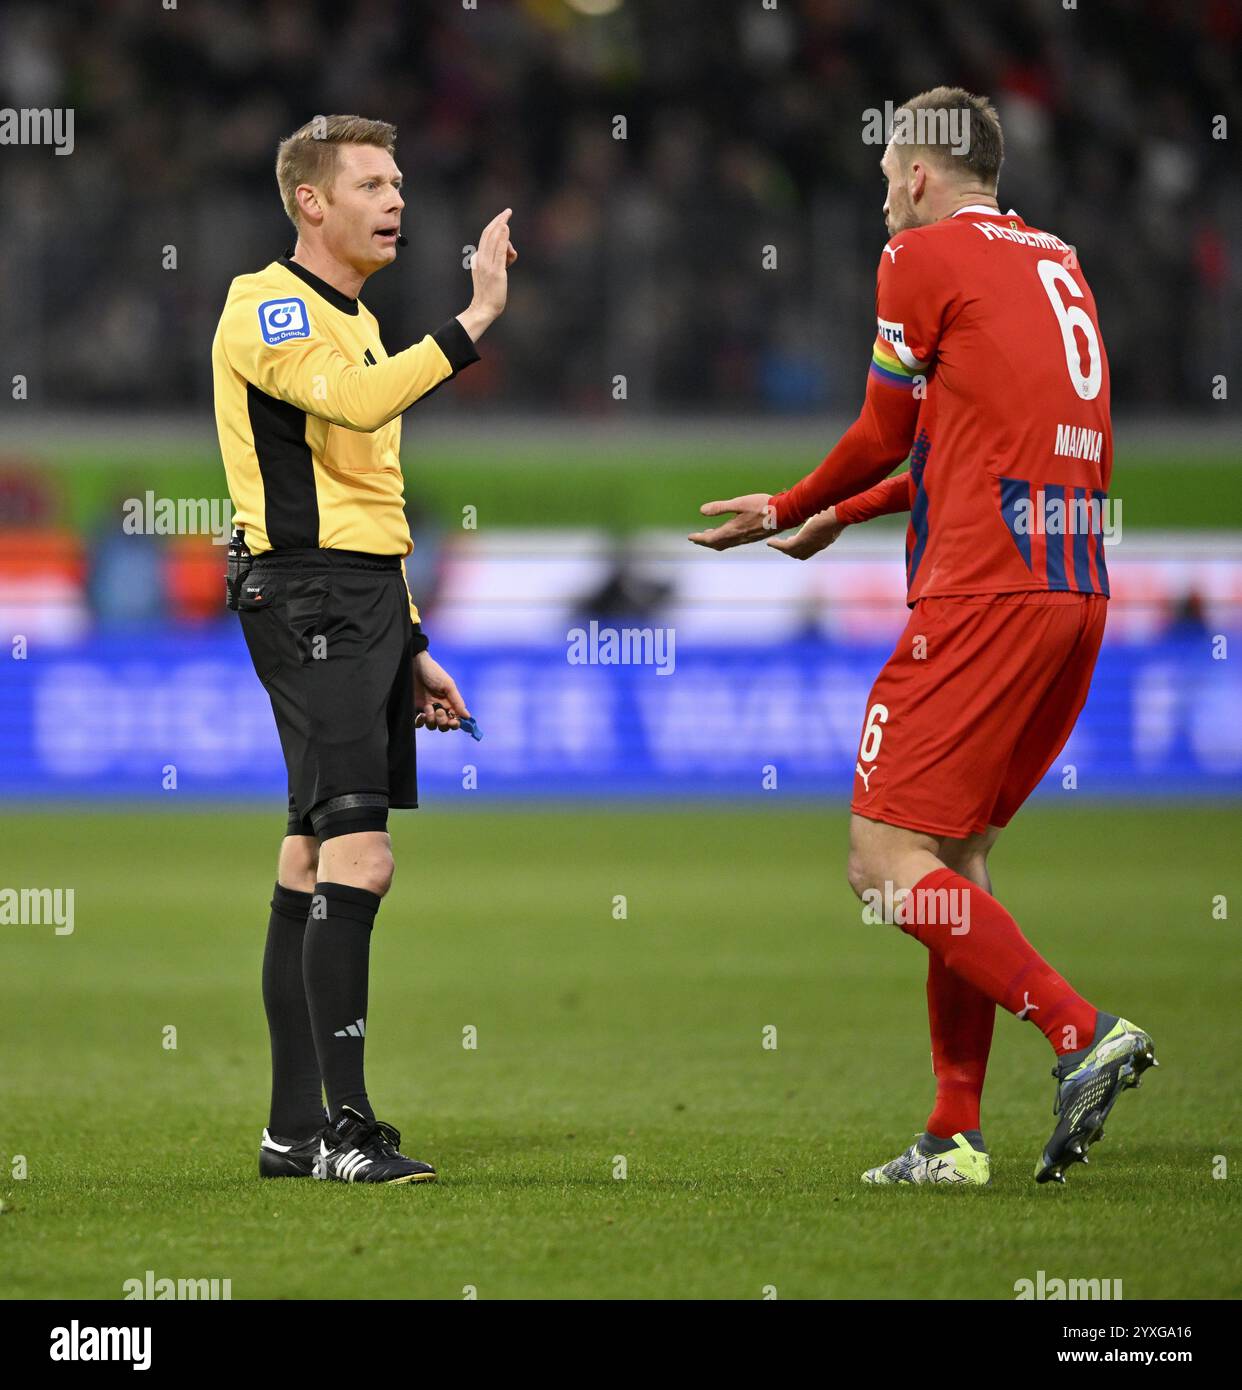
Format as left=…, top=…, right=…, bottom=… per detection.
left=316, top=1105, right=437, bottom=1185
left=259, top=1122, right=325, bottom=1179
left=1034, top=1015, right=1158, bottom=1185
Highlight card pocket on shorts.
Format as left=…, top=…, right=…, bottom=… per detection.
left=283, top=574, right=331, bottom=665
left=237, top=575, right=284, bottom=681
left=236, top=581, right=276, bottom=611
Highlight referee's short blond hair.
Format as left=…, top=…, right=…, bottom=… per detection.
left=276, top=115, right=397, bottom=227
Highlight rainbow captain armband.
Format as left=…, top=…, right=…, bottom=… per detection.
left=870, top=319, right=930, bottom=389
left=869, top=337, right=923, bottom=389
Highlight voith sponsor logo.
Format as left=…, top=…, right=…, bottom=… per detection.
left=876, top=317, right=906, bottom=345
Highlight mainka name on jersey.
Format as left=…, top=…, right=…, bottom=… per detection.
left=1054, top=423, right=1104, bottom=463
left=973, top=221, right=1070, bottom=252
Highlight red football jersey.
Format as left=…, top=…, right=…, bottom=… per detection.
left=875, top=206, right=1113, bottom=600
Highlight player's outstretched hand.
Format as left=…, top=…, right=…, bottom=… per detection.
left=413, top=650, right=471, bottom=733
left=688, top=493, right=775, bottom=551
left=767, top=506, right=845, bottom=560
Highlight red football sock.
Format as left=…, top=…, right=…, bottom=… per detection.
left=925, top=954, right=995, bottom=1138
left=901, top=868, right=1097, bottom=1057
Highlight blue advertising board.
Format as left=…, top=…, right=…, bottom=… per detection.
left=2, top=627, right=1239, bottom=803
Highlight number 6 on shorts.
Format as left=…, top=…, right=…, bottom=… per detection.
left=859, top=702, right=889, bottom=764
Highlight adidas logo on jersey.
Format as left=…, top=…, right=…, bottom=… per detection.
left=334, top=1017, right=366, bottom=1038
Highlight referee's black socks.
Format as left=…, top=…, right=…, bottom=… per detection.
left=304, top=882, right=382, bottom=1123
left=263, top=884, right=325, bottom=1140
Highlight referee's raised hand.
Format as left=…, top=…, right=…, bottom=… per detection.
left=457, top=208, right=517, bottom=343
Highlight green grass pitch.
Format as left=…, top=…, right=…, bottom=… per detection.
left=41, top=442, right=1242, bottom=535
left=2, top=804, right=1239, bottom=1300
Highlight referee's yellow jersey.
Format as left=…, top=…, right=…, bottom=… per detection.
left=212, top=254, right=478, bottom=622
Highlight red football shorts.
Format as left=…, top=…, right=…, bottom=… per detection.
left=851, top=592, right=1107, bottom=839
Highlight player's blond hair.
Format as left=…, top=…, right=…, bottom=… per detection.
left=897, top=87, right=1004, bottom=189
left=276, top=115, right=397, bottom=227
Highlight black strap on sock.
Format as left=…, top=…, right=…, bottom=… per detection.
left=311, top=881, right=381, bottom=927
left=271, top=883, right=314, bottom=922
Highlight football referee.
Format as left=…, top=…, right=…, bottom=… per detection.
left=212, top=115, right=514, bottom=1185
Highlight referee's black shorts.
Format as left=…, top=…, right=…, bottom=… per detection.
left=237, top=548, right=419, bottom=841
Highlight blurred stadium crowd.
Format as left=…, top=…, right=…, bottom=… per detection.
left=0, top=0, right=1238, bottom=415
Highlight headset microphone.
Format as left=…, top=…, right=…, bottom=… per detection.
left=396, top=234, right=408, bottom=247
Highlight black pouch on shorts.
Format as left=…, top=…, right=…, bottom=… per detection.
left=225, top=528, right=253, bottom=611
